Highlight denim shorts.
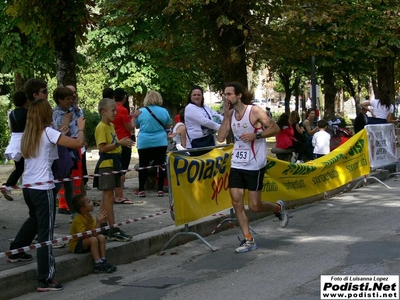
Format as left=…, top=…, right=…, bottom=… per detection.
left=98, top=167, right=121, bottom=190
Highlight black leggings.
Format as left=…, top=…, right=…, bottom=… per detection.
left=4, top=157, right=24, bottom=186
left=292, top=140, right=307, bottom=161
left=138, top=146, right=167, bottom=191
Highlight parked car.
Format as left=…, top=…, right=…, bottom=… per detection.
left=278, top=100, right=296, bottom=110
left=252, top=98, right=268, bottom=110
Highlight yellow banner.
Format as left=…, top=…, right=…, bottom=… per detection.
left=168, top=129, right=370, bottom=226
left=168, top=146, right=234, bottom=226
left=262, top=129, right=370, bottom=202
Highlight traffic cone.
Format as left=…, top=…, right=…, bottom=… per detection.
left=57, top=187, right=69, bottom=211
left=71, top=148, right=83, bottom=196
left=58, top=148, right=83, bottom=211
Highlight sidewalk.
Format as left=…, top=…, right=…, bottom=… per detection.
left=0, top=153, right=394, bottom=298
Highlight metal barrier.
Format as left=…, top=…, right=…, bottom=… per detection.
left=164, top=145, right=228, bottom=252
left=351, top=124, right=398, bottom=190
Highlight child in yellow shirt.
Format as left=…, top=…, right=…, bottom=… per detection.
left=69, top=193, right=116, bottom=273
left=94, top=98, right=134, bottom=241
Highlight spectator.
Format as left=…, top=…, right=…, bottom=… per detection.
left=2, top=91, right=29, bottom=201
left=312, top=119, right=331, bottom=159
left=168, top=109, right=187, bottom=150
left=52, top=86, right=79, bottom=220
left=121, top=90, right=136, bottom=144
left=276, top=113, right=307, bottom=163
left=361, top=91, right=397, bottom=125
left=134, top=91, right=171, bottom=198
left=102, top=87, right=114, bottom=99
left=302, top=108, right=319, bottom=160
left=69, top=193, right=117, bottom=273
left=266, top=107, right=273, bottom=118
left=94, top=98, right=134, bottom=242
left=290, top=111, right=306, bottom=141
left=354, top=105, right=368, bottom=133
left=3, top=78, right=48, bottom=200
left=184, top=85, right=222, bottom=150
left=66, top=85, right=89, bottom=191
left=24, top=78, right=49, bottom=102
left=174, top=105, right=185, bottom=124
left=8, top=98, right=85, bottom=292
left=111, top=88, right=135, bottom=204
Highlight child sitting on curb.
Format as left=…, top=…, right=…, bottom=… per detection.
left=69, top=193, right=117, bottom=273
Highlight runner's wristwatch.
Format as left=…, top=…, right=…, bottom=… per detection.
left=256, top=132, right=262, bottom=139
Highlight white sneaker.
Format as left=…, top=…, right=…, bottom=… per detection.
left=275, top=200, right=289, bottom=228
left=235, top=238, right=257, bottom=253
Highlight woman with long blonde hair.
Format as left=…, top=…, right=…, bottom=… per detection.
left=8, top=99, right=86, bottom=292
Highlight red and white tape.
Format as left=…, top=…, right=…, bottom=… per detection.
left=0, top=164, right=165, bottom=192
left=0, top=210, right=169, bottom=258
left=210, top=213, right=235, bottom=235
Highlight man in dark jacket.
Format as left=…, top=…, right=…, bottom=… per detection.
left=354, top=105, right=368, bottom=133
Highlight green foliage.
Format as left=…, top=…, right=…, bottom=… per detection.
left=6, top=0, right=96, bottom=46
left=270, top=111, right=279, bottom=122
left=210, top=104, right=222, bottom=114
left=76, top=64, right=107, bottom=111
left=0, top=2, right=55, bottom=83
left=0, top=96, right=11, bottom=159
left=88, top=0, right=233, bottom=106
left=82, top=109, right=101, bottom=148
left=338, top=116, right=351, bottom=129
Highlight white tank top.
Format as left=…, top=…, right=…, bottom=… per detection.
left=172, top=122, right=185, bottom=145
left=231, top=105, right=267, bottom=170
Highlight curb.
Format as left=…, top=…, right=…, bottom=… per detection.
left=0, top=169, right=390, bottom=299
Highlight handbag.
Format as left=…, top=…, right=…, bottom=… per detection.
left=186, top=107, right=216, bottom=148
left=167, top=141, right=177, bottom=152
left=191, top=134, right=215, bottom=148
left=52, top=145, right=74, bottom=180
left=44, top=128, right=74, bottom=180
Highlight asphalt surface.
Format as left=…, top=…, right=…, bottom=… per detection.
left=0, top=149, right=396, bottom=299
left=10, top=169, right=400, bottom=300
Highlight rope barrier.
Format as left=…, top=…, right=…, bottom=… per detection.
left=210, top=213, right=235, bottom=235
left=0, top=164, right=166, bottom=192
left=0, top=210, right=169, bottom=258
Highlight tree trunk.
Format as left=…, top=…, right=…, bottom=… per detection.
left=342, top=73, right=360, bottom=114
left=14, top=73, right=27, bottom=91
left=55, top=31, right=77, bottom=86
left=279, top=72, right=300, bottom=114
left=279, top=72, right=292, bottom=113
left=323, top=68, right=336, bottom=120
left=377, top=56, right=395, bottom=103
left=204, top=3, right=248, bottom=87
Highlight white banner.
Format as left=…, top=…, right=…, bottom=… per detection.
left=365, top=124, right=398, bottom=169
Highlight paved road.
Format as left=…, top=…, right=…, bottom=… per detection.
left=13, top=175, right=400, bottom=300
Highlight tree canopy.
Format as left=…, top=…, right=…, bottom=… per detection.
left=1, top=0, right=400, bottom=116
